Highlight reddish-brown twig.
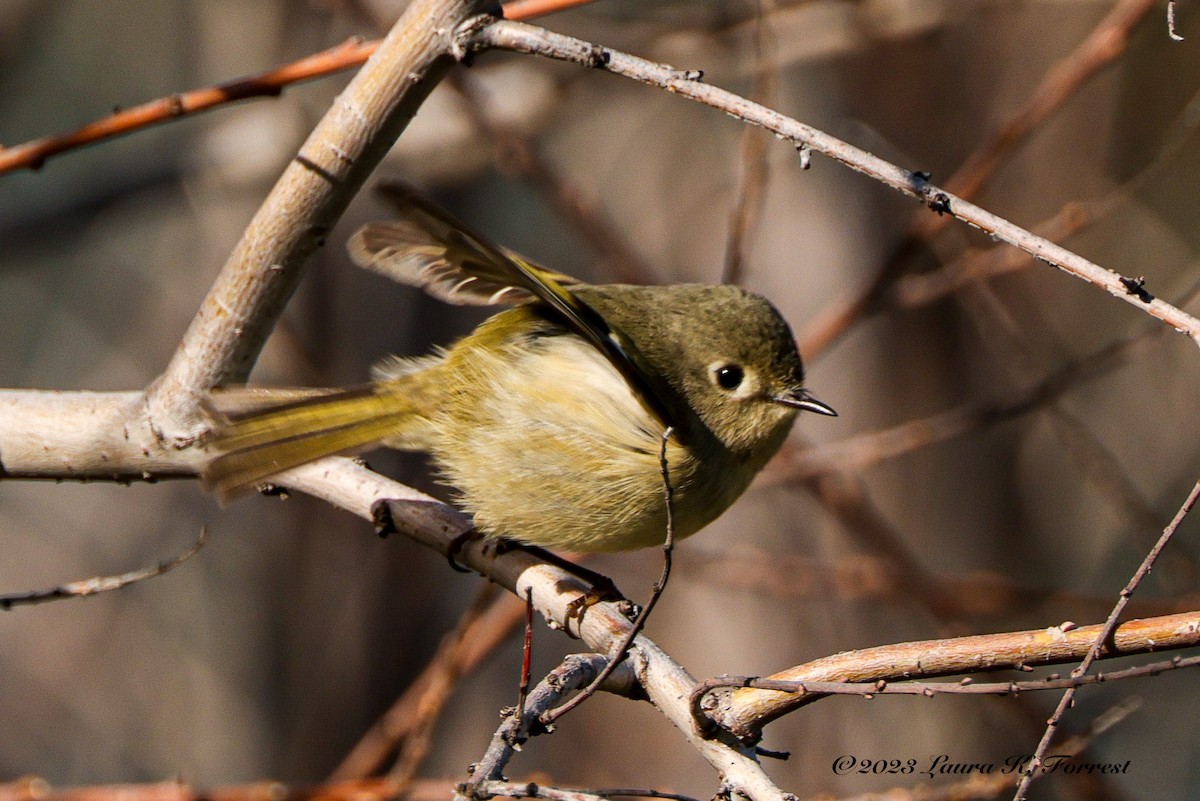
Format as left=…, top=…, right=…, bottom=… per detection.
left=448, top=71, right=656, bottom=283
left=772, top=317, right=1167, bottom=481
left=500, top=0, right=596, bottom=18
left=798, top=0, right=1159, bottom=357
left=330, top=587, right=525, bottom=781
left=0, top=38, right=376, bottom=176
left=0, top=0, right=595, bottom=176
left=721, top=0, right=779, bottom=286
left=1011, top=480, right=1200, bottom=801
left=681, top=544, right=1200, bottom=620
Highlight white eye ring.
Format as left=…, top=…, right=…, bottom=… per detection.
left=715, top=364, right=743, bottom=390
left=708, top=361, right=756, bottom=398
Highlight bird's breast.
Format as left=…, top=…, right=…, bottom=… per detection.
left=430, top=332, right=734, bottom=551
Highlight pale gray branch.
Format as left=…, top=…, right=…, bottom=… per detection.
left=277, top=458, right=793, bottom=801
left=143, top=0, right=497, bottom=444
left=461, top=654, right=637, bottom=799
left=0, top=390, right=201, bottom=480
left=6, top=9, right=1198, bottom=801
left=704, top=610, right=1200, bottom=742
left=464, top=18, right=1200, bottom=347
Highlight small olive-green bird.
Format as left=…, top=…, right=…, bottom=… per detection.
left=204, top=185, right=835, bottom=553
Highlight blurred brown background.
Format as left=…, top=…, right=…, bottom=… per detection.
left=2, top=1, right=1200, bottom=799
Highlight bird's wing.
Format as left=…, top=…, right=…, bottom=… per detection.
left=347, top=182, right=676, bottom=430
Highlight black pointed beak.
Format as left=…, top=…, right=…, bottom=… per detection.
left=773, top=389, right=837, bottom=417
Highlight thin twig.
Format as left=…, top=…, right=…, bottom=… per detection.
left=682, top=542, right=1200, bottom=618
left=955, top=276, right=1200, bottom=585
left=386, top=584, right=506, bottom=787
left=772, top=316, right=1168, bottom=480
left=0, top=0, right=594, bottom=176
left=449, top=71, right=656, bottom=283
left=888, top=198, right=1113, bottom=309
left=467, top=784, right=608, bottom=801
left=921, top=0, right=1157, bottom=228
left=702, top=608, right=1200, bottom=740
left=722, top=0, right=779, bottom=286
left=540, top=426, right=676, bottom=724
left=1011, top=480, right=1200, bottom=801
left=500, top=0, right=597, bottom=19
left=0, top=38, right=376, bottom=176
left=144, top=0, right=500, bottom=441
left=462, top=654, right=634, bottom=796
left=468, top=782, right=703, bottom=801
left=0, top=527, right=207, bottom=610
left=893, top=68, right=1200, bottom=312
left=694, top=651, right=1200, bottom=706
left=0, top=776, right=464, bottom=801
left=514, top=587, right=535, bottom=730
left=466, top=19, right=1200, bottom=344
left=1169, top=0, right=1185, bottom=40
left=287, top=459, right=787, bottom=801
left=798, top=0, right=1159, bottom=356
left=331, top=589, right=526, bottom=780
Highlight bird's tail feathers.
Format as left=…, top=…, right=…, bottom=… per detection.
left=203, top=385, right=422, bottom=501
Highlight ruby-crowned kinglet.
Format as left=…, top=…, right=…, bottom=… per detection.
left=204, top=186, right=835, bottom=552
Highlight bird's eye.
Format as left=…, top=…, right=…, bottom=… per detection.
left=714, top=364, right=744, bottom=390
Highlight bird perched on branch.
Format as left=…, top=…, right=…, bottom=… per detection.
left=204, top=184, right=835, bottom=553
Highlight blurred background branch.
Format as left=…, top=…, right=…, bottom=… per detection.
left=3, top=1, right=1200, bottom=799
